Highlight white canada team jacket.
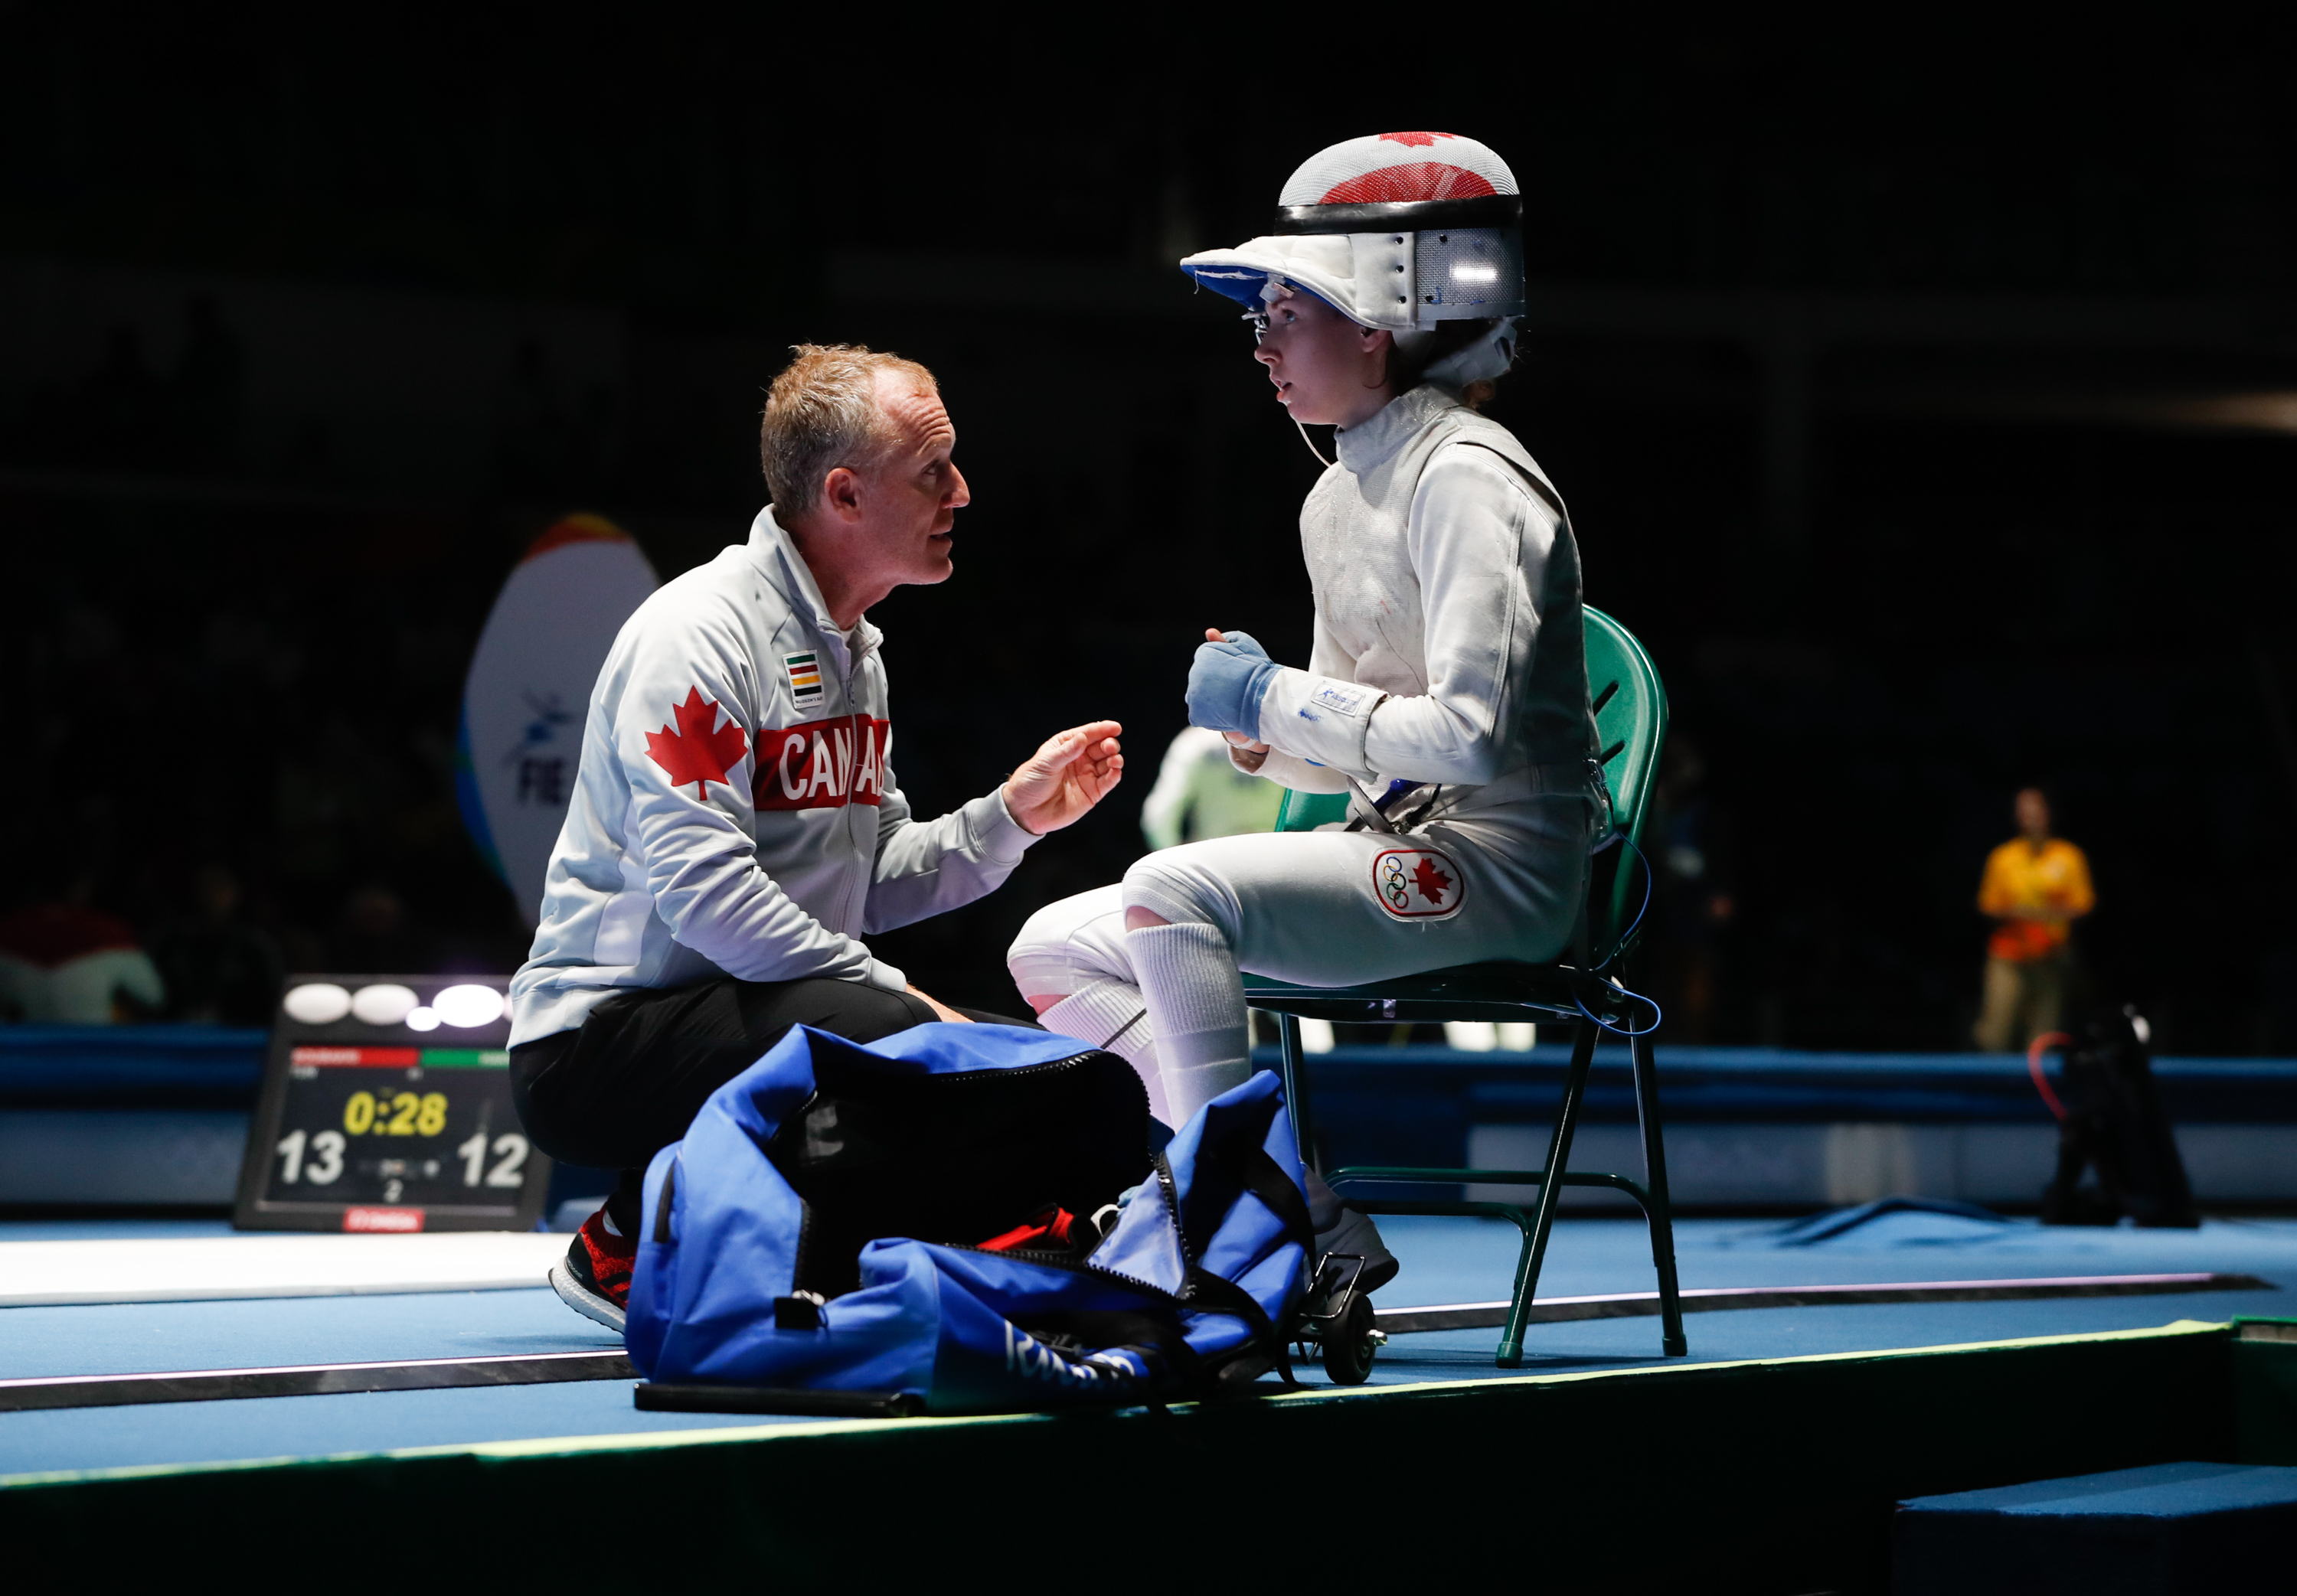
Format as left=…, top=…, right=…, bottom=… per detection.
left=508, top=508, right=1038, bottom=1046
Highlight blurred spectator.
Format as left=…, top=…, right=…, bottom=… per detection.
left=163, top=294, right=246, bottom=476
left=1974, top=787, right=2095, bottom=1051
left=1139, top=726, right=1284, bottom=850
left=493, top=338, right=576, bottom=498
left=1645, top=737, right=1736, bottom=1043
left=0, top=877, right=165, bottom=1023
left=330, top=884, right=436, bottom=974
left=153, top=865, right=285, bottom=1025
left=71, top=325, right=166, bottom=472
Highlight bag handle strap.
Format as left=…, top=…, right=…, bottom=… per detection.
left=1172, top=1141, right=1316, bottom=1389
left=1237, top=1144, right=1316, bottom=1253
left=1183, top=1265, right=1299, bottom=1391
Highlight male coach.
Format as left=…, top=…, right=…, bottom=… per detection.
left=507, top=344, right=1125, bottom=1330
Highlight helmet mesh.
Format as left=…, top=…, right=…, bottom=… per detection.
left=1411, top=227, right=1526, bottom=321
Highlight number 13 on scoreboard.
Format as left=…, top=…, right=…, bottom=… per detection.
left=272, top=1128, right=345, bottom=1186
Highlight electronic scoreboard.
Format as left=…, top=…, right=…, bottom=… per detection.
left=233, top=974, right=552, bottom=1232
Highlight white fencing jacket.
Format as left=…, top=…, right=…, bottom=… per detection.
left=509, top=508, right=1038, bottom=1046
left=1247, top=383, right=1601, bottom=829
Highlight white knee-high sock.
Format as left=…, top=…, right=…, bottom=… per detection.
left=1039, top=981, right=1169, bottom=1125
left=1126, top=921, right=1252, bottom=1127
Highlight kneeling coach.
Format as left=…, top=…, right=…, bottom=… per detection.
left=507, top=344, right=1124, bottom=1330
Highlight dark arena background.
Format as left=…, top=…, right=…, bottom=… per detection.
left=7, top=13, right=2297, bottom=1588
left=7, top=15, right=2297, bottom=1050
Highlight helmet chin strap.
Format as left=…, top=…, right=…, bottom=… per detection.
left=1292, top=414, right=1333, bottom=467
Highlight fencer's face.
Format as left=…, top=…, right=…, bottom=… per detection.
left=839, top=377, right=969, bottom=591
left=1252, top=287, right=1391, bottom=427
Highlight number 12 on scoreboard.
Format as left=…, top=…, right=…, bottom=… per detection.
left=457, top=1131, right=531, bottom=1189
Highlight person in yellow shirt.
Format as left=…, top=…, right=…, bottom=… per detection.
left=1973, top=788, right=2095, bottom=1051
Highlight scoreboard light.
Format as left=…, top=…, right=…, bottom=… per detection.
left=234, top=974, right=551, bottom=1233
left=433, top=984, right=507, bottom=1028
left=349, top=982, right=420, bottom=1026
left=282, top=983, right=352, bottom=1024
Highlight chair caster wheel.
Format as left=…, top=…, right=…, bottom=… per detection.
left=1320, top=1293, right=1382, bottom=1386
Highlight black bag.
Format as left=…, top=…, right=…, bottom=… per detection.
left=2037, top=1007, right=2198, bottom=1229
left=769, top=1029, right=1153, bottom=1299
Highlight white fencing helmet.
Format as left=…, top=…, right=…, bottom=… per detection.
left=1179, top=132, right=1525, bottom=385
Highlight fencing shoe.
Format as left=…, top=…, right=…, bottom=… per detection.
left=1304, top=1167, right=1398, bottom=1294
left=548, top=1206, right=633, bottom=1333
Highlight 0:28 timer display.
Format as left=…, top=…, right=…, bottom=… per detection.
left=267, top=1046, right=531, bottom=1209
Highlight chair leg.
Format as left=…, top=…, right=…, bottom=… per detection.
left=1276, top=1013, right=1318, bottom=1175
left=1631, top=1026, right=1688, bottom=1358
left=1498, top=1020, right=1598, bottom=1367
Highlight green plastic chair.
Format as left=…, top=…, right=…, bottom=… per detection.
left=1241, top=606, right=1687, bottom=1366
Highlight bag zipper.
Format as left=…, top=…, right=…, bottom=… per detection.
left=919, top=1048, right=1139, bottom=1094
left=938, top=1235, right=1181, bottom=1306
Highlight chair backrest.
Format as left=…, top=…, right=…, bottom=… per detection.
left=1582, top=606, right=1670, bottom=963
left=1273, top=606, right=1670, bottom=964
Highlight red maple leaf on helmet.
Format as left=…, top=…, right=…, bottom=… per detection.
left=1410, top=855, right=1453, bottom=906
left=1322, top=164, right=1496, bottom=204
left=1378, top=131, right=1452, bottom=148
left=645, top=687, right=749, bottom=798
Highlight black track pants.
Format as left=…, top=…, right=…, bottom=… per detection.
left=510, top=976, right=1032, bottom=1237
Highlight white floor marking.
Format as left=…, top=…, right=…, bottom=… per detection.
left=0, top=1232, right=567, bottom=1307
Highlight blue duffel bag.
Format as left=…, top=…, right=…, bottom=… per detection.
left=625, top=1021, right=1314, bottom=1414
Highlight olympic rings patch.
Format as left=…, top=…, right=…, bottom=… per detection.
left=1371, top=847, right=1465, bottom=921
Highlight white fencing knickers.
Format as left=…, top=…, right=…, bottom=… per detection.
left=1008, top=789, right=1595, bottom=1128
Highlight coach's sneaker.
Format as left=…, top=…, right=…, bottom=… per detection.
left=548, top=1207, right=635, bottom=1333
left=1304, top=1167, right=1398, bottom=1294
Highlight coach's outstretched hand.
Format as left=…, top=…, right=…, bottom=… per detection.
left=1003, top=720, right=1124, bottom=835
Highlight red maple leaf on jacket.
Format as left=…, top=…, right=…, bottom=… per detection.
left=1410, top=855, right=1454, bottom=906
left=644, top=687, right=749, bottom=798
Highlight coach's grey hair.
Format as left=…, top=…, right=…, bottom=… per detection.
left=760, top=344, right=939, bottom=515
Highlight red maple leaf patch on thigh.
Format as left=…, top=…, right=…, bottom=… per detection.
left=645, top=687, right=749, bottom=797
left=1410, top=854, right=1453, bottom=906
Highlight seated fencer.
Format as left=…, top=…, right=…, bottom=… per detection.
left=1008, top=133, right=1607, bottom=1290
left=508, top=344, right=1126, bottom=1330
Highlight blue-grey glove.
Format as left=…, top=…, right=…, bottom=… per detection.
left=1186, top=632, right=1279, bottom=739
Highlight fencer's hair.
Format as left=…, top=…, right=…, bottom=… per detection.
left=760, top=344, right=939, bottom=514
left=1383, top=318, right=1511, bottom=410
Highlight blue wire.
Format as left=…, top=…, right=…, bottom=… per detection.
left=1573, top=831, right=1665, bottom=1040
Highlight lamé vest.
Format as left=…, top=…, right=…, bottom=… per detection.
left=1249, top=382, right=1601, bottom=832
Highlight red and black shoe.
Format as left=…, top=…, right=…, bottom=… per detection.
left=548, top=1207, right=636, bottom=1333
